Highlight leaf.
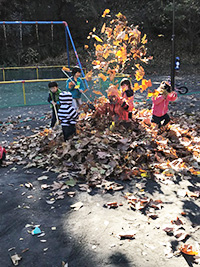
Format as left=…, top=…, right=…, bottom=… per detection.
left=93, top=90, right=103, bottom=96
left=67, top=191, right=76, bottom=197
left=70, top=202, right=83, bottom=211
left=147, top=89, right=159, bottom=98
left=62, top=66, right=70, bottom=72
left=104, top=202, right=118, bottom=208
left=97, top=151, right=111, bottom=159
left=116, top=31, right=126, bottom=40
left=41, top=184, right=49, bottom=190
left=174, top=229, right=189, bottom=241
left=135, top=64, right=145, bottom=81
left=101, top=23, right=106, bottom=33
left=171, top=217, right=183, bottom=225
left=92, top=34, right=103, bottom=42
left=37, top=175, right=48, bottom=181
left=116, top=46, right=127, bottom=62
left=98, top=73, right=107, bottom=82
left=133, top=83, right=140, bottom=92
left=141, top=34, right=147, bottom=44
left=46, top=200, right=55, bottom=205
left=65, top=178, right=76, bottom=187
left=116, top=230, right=136, bottom=239
left=25, top=182, right=33, bottom=189
left=51, top=181, right=65, bottom=190
left=179, top=244, right=199, bottom=256
left=11, top=254, right=22, bottom=266
left=102, top=9, right=110, bottom=17
left=85, top=70, right=93, bottom=81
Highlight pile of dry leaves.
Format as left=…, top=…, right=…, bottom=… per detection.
left=7, top=108, right=200, bottom=189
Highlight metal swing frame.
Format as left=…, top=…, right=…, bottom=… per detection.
left=0, top=21, right=90, bottom=90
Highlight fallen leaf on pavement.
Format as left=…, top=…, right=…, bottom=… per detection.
left=179, top=244, right=199, bottom=256
left=67, top=192, right=76, bottom=197
left=116, top=230, right=136, bottom=239
left=25, top=182, right=33, bottom=189
left=171, top=217, right=183, bottom=225
left=104, top=202, right=118, bottom=208
left=10, top=254, right=22, bottom=266
left=70, top=202, right=83, bottom=210
left=37, top=175, right=48, bottom=181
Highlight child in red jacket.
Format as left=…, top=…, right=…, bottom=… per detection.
left=96, top=85, right=130, bottom=121
left=151, top=81, right=177, bottom=129
left=120, top=78, right=134, bottom=109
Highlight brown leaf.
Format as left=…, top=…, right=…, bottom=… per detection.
left=116, top=230, right=136, bottom=239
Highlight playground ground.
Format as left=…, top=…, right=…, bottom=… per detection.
left=0, top=75, right=200, bottom=267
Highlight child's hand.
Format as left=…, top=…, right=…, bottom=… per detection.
left=170, top=91, right=177, bottom=97
left=51, top=101, right=56, bottom=105
left=79, top=89, right=83, bottom=93
left=162, top=90, right=169, bottom=99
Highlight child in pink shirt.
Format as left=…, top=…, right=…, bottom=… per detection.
left=151, top=81, right=177, bottom=128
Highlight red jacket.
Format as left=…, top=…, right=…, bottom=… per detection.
left=152, top=92, right=177, bottom=117
left=122, top=91, right=134, bottom=111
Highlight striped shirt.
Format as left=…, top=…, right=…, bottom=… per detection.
left=58, top=91, right=78, bottom=126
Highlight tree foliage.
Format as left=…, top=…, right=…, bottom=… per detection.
left=0, top=0, right=199, bottom=67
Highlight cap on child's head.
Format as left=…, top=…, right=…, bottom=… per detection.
left=72, top=66, right=81, bottom=76
left=48, top=81, right=58, bottom=88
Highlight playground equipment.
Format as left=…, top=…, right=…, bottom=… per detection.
left=0, top=21, right=91, bottom=108
left=0, top=21, right=130, bottom=108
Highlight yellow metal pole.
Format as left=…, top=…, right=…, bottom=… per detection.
left=22, top=81, right=26, bottom=105
left=2, top=68, right=5, bottom=81
left=36, top=66, right=39, bottom=79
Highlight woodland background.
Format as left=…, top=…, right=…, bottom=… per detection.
left=0, top=0, right=199, bottom=75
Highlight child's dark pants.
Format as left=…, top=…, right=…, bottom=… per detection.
left=51, top=107, right=59, bottom=128
left=151, top=113, right=170, bottom=128
left=62, top=125, right=76, bottom=141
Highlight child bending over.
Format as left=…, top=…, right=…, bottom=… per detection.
left=96, top=85, right=131, bottom=121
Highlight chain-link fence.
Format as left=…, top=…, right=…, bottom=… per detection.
left=0, top=66, right=130, bottom=108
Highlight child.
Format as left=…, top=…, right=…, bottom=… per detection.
left=96, top=85, right=130, bottom=121
left=120, top=78, right=134, bottom=119
left=0, top=146, right=6, bottom=165
left=58, top=91, right=79, bottom=141
left=151, top=81, right=177, bottom=129
left=66, top=66, right=84, bottom=110
left=47, top=81, right=61, bottom=128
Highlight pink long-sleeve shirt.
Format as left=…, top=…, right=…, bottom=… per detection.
left=152, top=92, right=177, bottom=117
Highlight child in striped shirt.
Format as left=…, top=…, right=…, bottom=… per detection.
left=58, top=91, right=79, bottom=141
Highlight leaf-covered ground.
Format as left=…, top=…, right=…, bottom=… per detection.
left=0, top=76, right=200, bottom=266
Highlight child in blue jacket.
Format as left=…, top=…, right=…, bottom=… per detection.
left=66, top=67, right=84, bottom=110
